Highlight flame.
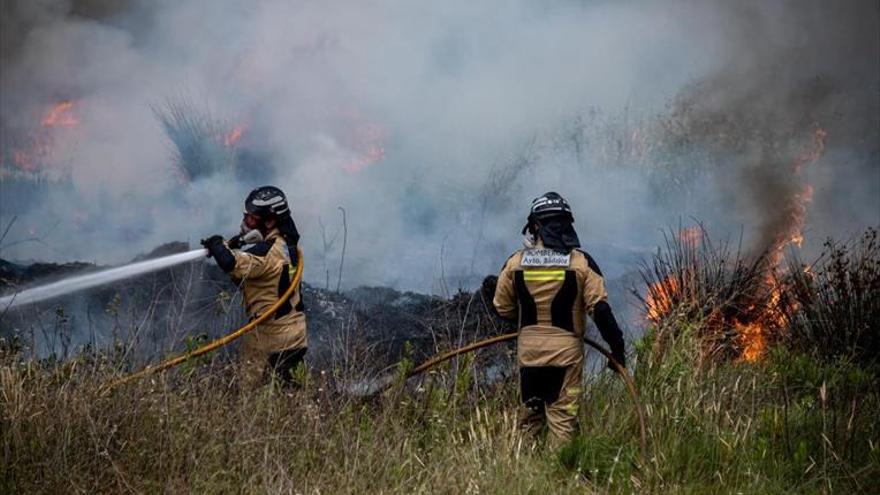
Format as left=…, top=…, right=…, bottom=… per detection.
left=341, top=109, right=387, bottom=173
left=679, top=226, right=703, bottom=247
left=645, top=228, right=700, bottom=324
left=5, top=100, right=80, bottom=172
left=345, top=140, right=385, bottom=173
left=736, top=126, right=825, bottom=362
left=12, top=150, right=36, bottom=171
left=645, top=127, right=827, bottom=362
left=8, top=135, right=53, bottom=172
left=735, top=275, right=786, bottom=362
left=646, top=276, right=678, bottom=324
left=42, top=101, right=79, bottom=128
left=738, top=322, right=765, bottom=362
left=224, top=125, right=245, bottom=147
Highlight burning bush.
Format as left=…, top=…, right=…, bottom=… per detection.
left=641, top=224, right=880, bottom=370
left=781, top=228, right=880, bottom=367
left=152, top=98, right=239, bottom=181
left=639, top=226, right=774, bottom=362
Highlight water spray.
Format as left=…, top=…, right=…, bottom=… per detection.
left=0, top=249, right=208, bottom=310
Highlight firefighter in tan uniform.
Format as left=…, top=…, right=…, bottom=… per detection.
left=202, top=186, right=307, bottom=387
left=489, top=192, right=626, bottom=446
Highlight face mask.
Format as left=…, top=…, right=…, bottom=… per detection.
left=522, top=233, right=536, bottom=249
left=239, top=220, right=264, bottom=244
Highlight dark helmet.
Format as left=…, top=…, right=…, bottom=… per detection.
left=522, top=191, right=573, bottom=234
left=521, top=191, right=581, bottom=250
left=244, top=185, right=290, bottom=219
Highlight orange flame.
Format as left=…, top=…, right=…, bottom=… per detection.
left=224, top=125, right=245, bottom=147
left=345, top=141, right=385, bottom=173
left=12, top=150, right=36, bottom=171
left=645, top=228, right=700, bottom=324
left=738, top=322, right=765, bottom=362
left=735, top=275, right=787, bottom=362
left=341, top=108, right=387, bottom=173
left=736, top=125, right=826, bottom=362
left=42, top=101, right=79, bottom=128
left=679, top=226, right=703, bottom=247
left=646, top=276, right=678, bottom=324
left=5, top=100, right=80, bottom=172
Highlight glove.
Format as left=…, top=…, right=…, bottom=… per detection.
left=201, top=235, right=236, bottom=272
left=200, top=235, right=225, bottom=258
left=481, top=275, right=498, bottom=304
left=227, top=234, right=243, bottom=250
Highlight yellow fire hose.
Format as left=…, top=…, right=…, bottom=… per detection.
left=103, top=246, right=304, bottom=392
left=401, top=332, right=649, bottom=460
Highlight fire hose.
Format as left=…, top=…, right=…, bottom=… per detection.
left=103, top=246, right=304, bottom=392
left=399, top=332, right=649, bottom=460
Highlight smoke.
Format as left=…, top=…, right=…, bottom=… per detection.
left=1, top=0, right=877, bottom=292
left=659, top=1, right=879, bottom=254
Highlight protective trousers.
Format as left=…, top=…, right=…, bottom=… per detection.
left=519, top=361, right=583, bottom=446
left=239, top=323, right=307, bottom=388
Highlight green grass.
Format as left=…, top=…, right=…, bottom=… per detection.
left=2, top=321, right=877, bottom=494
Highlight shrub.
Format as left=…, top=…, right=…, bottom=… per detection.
left=781, top=227, right=880, bottom=367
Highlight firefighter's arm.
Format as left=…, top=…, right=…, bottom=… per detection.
left=492, top=256, right=518, bottom=321
left=202, top=235, right=236, bottom=273
left=583, top=266, right=626, bottom=369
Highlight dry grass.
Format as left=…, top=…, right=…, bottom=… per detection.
left=3, top=322, right=877, bottom=493
left=1, top=349, right=585, bottom=494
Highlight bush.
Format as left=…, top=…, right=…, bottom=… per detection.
left=638, top=226, right=770, bottom=361
left=782, top=228, right=880, bottom=367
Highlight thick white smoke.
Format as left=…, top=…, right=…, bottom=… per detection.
left=1, top=0, right=878, bottom=292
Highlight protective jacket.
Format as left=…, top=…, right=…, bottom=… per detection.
left=209, top=227, right=307, bottom=386
left=493, top=244, right=615, bottom=367
left=228, top=228, right=307, bottom=352
left=493, top=241, right=624, bottom=444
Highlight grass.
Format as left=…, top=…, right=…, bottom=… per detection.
left=1, top=352, right=582, bottom=493
left=3, top=328, right=877, bottom=493
left=152, top=98, right=236, bottom=182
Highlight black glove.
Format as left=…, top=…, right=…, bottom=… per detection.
left=481, top=275, right=498, bottom=303
left=593, top=300, right=626, bottom=373
left=201, top=235, right=236, bottom=272
left=227, top=234, right=243, bottom=250
left=200, top=235, right=225, bottom=257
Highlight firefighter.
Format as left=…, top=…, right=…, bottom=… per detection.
left=487, top=192, right=626, bottom=446
left=201, top=185, right=307, bottom=387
